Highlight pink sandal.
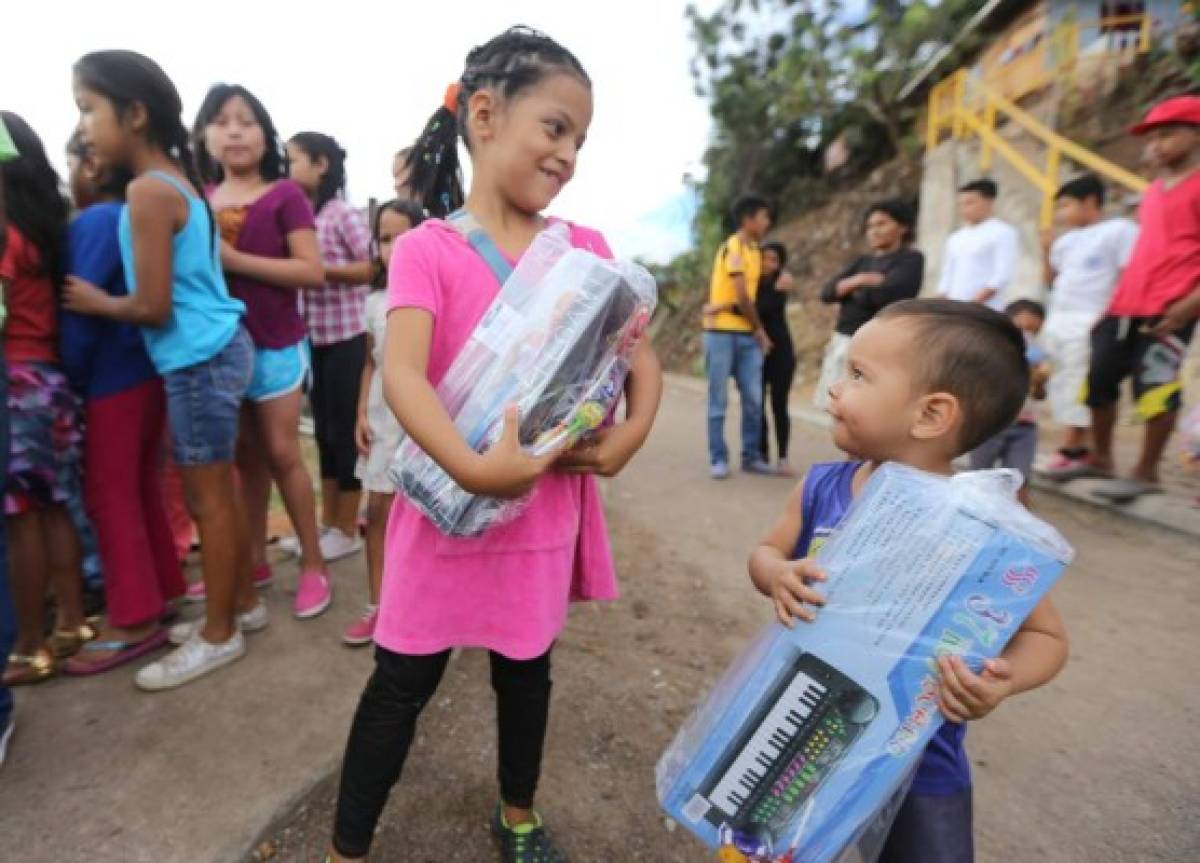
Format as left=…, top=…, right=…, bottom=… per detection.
left=61, top=629, right=170, bottom=677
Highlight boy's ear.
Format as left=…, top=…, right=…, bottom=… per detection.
left=911, top=391, right=961, bottom=445
left=315, top=154, right=330, bottom=177
left=466, top=88, right=499, bottom=144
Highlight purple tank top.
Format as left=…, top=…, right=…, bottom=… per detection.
left=795, top=461, right=971, bottom=796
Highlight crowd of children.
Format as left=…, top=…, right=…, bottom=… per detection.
left=0, top=23, right=1198, bottom=863
left=0, top=54, right=473, bottom=700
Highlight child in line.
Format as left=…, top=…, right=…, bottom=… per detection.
left=1038, top=174, right=1138, bottom=479
left=64, top=50, right=257, bottom=690
left=1082, top=96, right=1200, bottom=502
left=344, top=198, right=425, bottom=647
left=59, top=129, right=184, bottom=675
left=0, top=111, right=90, bottom=686
left=750, top=299, right=1068, bottom=863
left=969, top=299, right=1050, bottom=508
left=287, top=132, right=371, bottom=562
left=326, top=27, right=663, bottom=863
left=0, top=114, right=17, bottom=761
left=193, top=84, right=332, bottom=617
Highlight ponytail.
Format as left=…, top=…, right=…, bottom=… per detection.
left=403, top=95, right=464, bottom=219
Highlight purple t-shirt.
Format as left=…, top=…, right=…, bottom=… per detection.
left=214, top=180, right=315, bottom=349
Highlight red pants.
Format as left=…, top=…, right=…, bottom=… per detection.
left=84, top=380, right=184, bottom=628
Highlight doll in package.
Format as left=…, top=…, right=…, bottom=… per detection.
left=388, top=222, right=657, bottom=536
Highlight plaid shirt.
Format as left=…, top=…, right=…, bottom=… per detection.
left=306, top=197, right=370, bottom=345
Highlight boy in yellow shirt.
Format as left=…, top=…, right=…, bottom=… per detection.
left=704, top=195, right=775, bottom=479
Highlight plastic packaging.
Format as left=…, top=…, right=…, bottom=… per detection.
left=657, top=463, right=1074, bottom=863
left=1181, top=403, right=1200, bottom=465
left=387, top=223, right=657, bottom=537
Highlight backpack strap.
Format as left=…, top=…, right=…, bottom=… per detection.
left=446, top=209, right=515, bottom=285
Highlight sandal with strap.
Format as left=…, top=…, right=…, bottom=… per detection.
left=3, top=648, right=56, bottom=686
left=47, top=618, right=101, bottom=660
left=62, top=629, right=170, bottom=677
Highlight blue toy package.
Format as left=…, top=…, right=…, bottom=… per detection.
left=656, top=463, right=1074, bottom=863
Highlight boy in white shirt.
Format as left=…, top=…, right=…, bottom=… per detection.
left=936, top=179, right=1020, bottom=311
left=1038, top=175, right=1139, bottom=478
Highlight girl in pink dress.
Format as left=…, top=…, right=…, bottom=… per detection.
left=326, top=26, right=662, bottom=863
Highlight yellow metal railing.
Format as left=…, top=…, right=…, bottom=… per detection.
left=926, top=14, right=1152, bottom=226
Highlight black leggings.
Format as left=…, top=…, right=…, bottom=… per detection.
left=333, top=645, right=554, bottom=858
left=311, top=334, right=367, bottom=492
left=760, top=338, right=797, bottom=461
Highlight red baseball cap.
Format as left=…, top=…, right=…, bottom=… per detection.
left=1131, top=95, right=1200, bottom=135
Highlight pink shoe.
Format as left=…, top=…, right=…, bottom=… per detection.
left=182, top=564, right=273, bottom=603
left=342, top=605, right=379, bottom=646
left=294, top=570, right=332, bottom=619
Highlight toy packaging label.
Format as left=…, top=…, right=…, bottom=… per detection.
left=387, top=222, right=657, bottom=537
left=657, top=464, right=1074, bottom=863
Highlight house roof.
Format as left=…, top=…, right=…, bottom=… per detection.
left=897, top=0, right=1034, bottom=101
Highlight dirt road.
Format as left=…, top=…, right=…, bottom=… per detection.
left=257, top=380, right=1199, bottom=863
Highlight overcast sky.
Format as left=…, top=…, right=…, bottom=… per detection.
left=3, top=0, right=717, bottom=261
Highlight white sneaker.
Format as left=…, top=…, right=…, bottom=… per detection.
left=319, top=527, right=363, bottom=562
left=280, top=525, right=348, bottom=559
left=168, top=602, right=269, bottom=646
left=136, top=630, right=245, bottom=691
left=0, top=715, right=14, bottom=769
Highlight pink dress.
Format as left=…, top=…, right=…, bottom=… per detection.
left=376, top=218, right=620, bottom=660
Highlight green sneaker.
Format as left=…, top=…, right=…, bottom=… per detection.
left=491, top=806, right=568, bottom=863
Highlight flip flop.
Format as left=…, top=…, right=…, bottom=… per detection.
left=1090, top=477, right=1163, bottom=503
left=61, top=629, right=170, bottom=677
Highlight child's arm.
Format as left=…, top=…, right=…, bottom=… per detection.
left=935, top=595, right=1068, bottom=723
left=555, top=341, right=663, bottom=477
left=354, top=337, right=375, bottom=458
left=1040, top=227, right=1057, bottom=288
left=1148, top=283, right=1200, bottom=338
left=748, top=480, right=828, bottom=627
left=383, top=306, right=563, bottom=498
left=62, top=179, right=178, bottom=326
left=222, top=227, right=324, bottom=290
left=325, top=261, right=373, bottom=285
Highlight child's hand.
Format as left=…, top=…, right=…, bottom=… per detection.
left=935, top=655, right=1015, bottom=723
left=62, top=276, right=111, bottom=315
left=1039, top=226, right=1056, bottom=250
left=768, top=557, right=827, bottom=627
left=469, top=405, right=563, bottom=499
left=355, top=412, right=373, bottom=458
left=555, top=422, right=640, bottom=478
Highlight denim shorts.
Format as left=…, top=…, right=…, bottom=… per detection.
left=246, top=339, right=310, bottom=402
left=164, top=326, right=253, bottom=466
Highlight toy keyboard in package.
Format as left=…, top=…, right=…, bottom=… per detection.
left=387, top=222, right=656, bottom=537
left=657, top=464, right=1074, bottom=863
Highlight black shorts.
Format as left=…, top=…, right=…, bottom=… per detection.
left=1085, top=315, right=1196, bottom=420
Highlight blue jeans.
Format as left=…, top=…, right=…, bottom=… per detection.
left=704, top=331, right=764, bottom=467
left=0, top=356, right=13, bottom=727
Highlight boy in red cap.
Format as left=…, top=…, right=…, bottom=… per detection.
left=1085, top=95, right=1200, bottom=501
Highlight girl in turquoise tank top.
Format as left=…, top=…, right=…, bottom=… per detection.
left=63, top=50, right=263, bottom=693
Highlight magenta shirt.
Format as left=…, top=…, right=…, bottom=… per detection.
left=377, top=218, right=620, bottom=660
left=214, top=180, right=315, bottom=349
